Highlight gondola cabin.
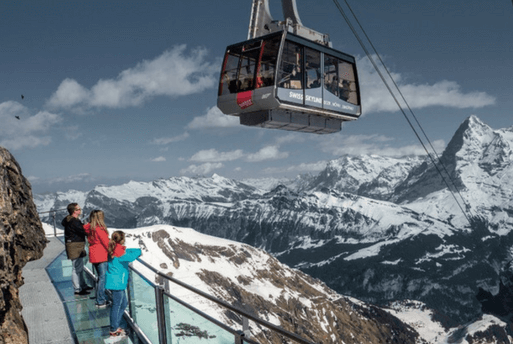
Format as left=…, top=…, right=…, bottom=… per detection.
left=217, top=31, right=361, bottom=134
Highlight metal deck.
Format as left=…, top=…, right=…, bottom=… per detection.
left=20, top=237, right=138, bottom=344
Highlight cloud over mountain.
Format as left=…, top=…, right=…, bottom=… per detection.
left=358, top=56, right=496, bottom=113
left=0, top=101, right=61, bottom=150
left=46, top=45, right=218, bottom=110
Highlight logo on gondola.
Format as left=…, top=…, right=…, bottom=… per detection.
left=237, top=91, right=254, bottom=110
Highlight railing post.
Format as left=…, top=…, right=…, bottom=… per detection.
left=52, top=212, right=57, bottom=237
left=163, top=278, right=173, bottom=343
left=127, top=269, right=135, bottom=321
left=242, top=316, right=250, bottom=338
left=234, top=331, right=245, bottom=344
left=155, top=281, right=168, bottom=344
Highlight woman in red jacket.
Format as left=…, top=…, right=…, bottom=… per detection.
left=84, top=210, right=110, bottom=308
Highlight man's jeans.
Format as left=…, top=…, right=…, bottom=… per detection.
left=93, top=262, right=108, bottom=305
left=109, top=289, right=128, bottom=332
left=71, top=257, right=88, bottom=292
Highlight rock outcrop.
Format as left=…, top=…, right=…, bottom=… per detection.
left=0, top=147, right=46, bottom=344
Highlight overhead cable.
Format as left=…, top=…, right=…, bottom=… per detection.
left=331, top=0, right=473, bottom=225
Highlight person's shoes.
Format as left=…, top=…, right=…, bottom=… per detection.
left=83, top=286, right=94, bottom=291
left=109, top=328, right=127, bottom=337
left=96, top=302, right=109, bottom=309
left=74, top=289, right=90, bottom=296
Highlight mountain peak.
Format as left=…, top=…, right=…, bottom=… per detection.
left=211, top=173, right=222, bottom=179
left=466, top=114, right=485, bottom=127
left=441, top=115, right=493, bottom=164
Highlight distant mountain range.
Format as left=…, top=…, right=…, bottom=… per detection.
left=36, top=115, right=513, bottom=333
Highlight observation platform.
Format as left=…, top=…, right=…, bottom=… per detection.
left=20, top=230, right=313, bottom=344
left=19, top=236, right=139, bottom=344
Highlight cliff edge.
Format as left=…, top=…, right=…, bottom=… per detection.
left=0, top=147, right=46, bottom=344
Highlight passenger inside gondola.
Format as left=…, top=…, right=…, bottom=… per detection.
left=340, top=80, right=351, bottom=101
left=278, top=41, right=302, bottom=89
left=327, top=75, right=339, bottom=96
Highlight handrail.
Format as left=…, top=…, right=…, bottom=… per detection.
left=38, top=208, right=68, bottom=237
left=41, top=210, right=317, bottom=343
left=135, top=258, right=316, bottom=344
left=129, top=264, right=259, bottom=344
left=38, top=208, right=68, bottom=214
left=51, top=237, right=153, bottom=344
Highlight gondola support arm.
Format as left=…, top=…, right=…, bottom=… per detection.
left=248, top=0, right=332, bottom=47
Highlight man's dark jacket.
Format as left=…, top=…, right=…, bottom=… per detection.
left=62, top=216, right=87, bottom=260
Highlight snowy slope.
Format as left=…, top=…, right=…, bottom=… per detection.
left=123, top=224, right=422, bottom=343
left=117, top=224, right=512, bottom=343
left=35, top=115, right=513, bottom=331
left=397, top=116, right=513, bottom=229
left=384, top=300, right=512, bottom=344
left=309, top=155, right=425, bottom=200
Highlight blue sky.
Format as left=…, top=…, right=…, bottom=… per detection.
left=1, top=0, right=512, bottom=194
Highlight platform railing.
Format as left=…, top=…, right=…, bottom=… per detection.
left=40, top=209, right=316, bottom=344
left=127, top=261, right=256, bottom=344
left=131, top=258, right=316, bottom=344
left=38, top=208, right=68, bottom=237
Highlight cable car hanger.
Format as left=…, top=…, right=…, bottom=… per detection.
left=217, top=0, right=362, bottom=134
left=247, top=0, right=330, bottom=46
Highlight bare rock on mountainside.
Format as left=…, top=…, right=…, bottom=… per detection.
left=130, top=226, right=421, bottom=344
left=0, top=147, right=46, bottom=344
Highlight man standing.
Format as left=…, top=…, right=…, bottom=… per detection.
left=62, top=203, right=92, bottom=295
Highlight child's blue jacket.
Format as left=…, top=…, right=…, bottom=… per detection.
left=105, top=245, right=142, bottom=291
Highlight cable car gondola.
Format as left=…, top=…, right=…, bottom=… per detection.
left=217, top=0, right=361, bottom=134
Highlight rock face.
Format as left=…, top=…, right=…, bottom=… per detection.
left=0, top=147, right=46, bottom=344
left=128, top=225, right=421, bottom=344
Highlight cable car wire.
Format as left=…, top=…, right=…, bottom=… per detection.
left=331, top=0, right=473, bottom=225
left=336, top=0, right=474, bottom=221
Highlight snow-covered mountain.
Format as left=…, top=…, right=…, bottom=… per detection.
left=124, top=224, right=513, bottom=343
left=35, top=115, right=513, bottom=333
left=307, top=154, right=425, bottom=201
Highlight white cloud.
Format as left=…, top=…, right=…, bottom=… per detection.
left=151, top=156, right=166, bottom=162
left=187, top=145, right=289, bottom=164
left=63, top=125, right=82, bottom=141
left=187, top=106, right=239, bottom=129
left=180, top=162, right=224, bottom=175
left=246, top=146, right=289, bottom=162
left=0, top=101, right=61, bottom=150
left=358, top=56, right=496, bottom=114
left=47, top=45, right=218, bottom=110
left=151, top=132, right=190, bottom=145
left=47, top=79, right=90, bottom=108
left=274, top=132, right=306, bottom=146
left=189, top=148, right=244, bottom=163
left=41, top=173, right=93, bottom=185
left=317, top=133, right=445, bottom=157
left=26, top=176, right=40, bottom=183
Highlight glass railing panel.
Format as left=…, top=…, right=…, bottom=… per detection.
left=84, top=245, right=94, bottom=273
left=128, top=270, right=159, bottom=344
left=166, top=294, right=236, bottom=343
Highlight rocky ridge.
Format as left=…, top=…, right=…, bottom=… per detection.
left=0, top=147, right=46, bottom=344
left=128, top=224, right=512, bottom=344
left=129, top=225, right=421, bottom=343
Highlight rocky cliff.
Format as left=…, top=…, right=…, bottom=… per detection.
left=0, top=147, right=46, bottom=344
left=128, top=225, right=422, bottom=343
